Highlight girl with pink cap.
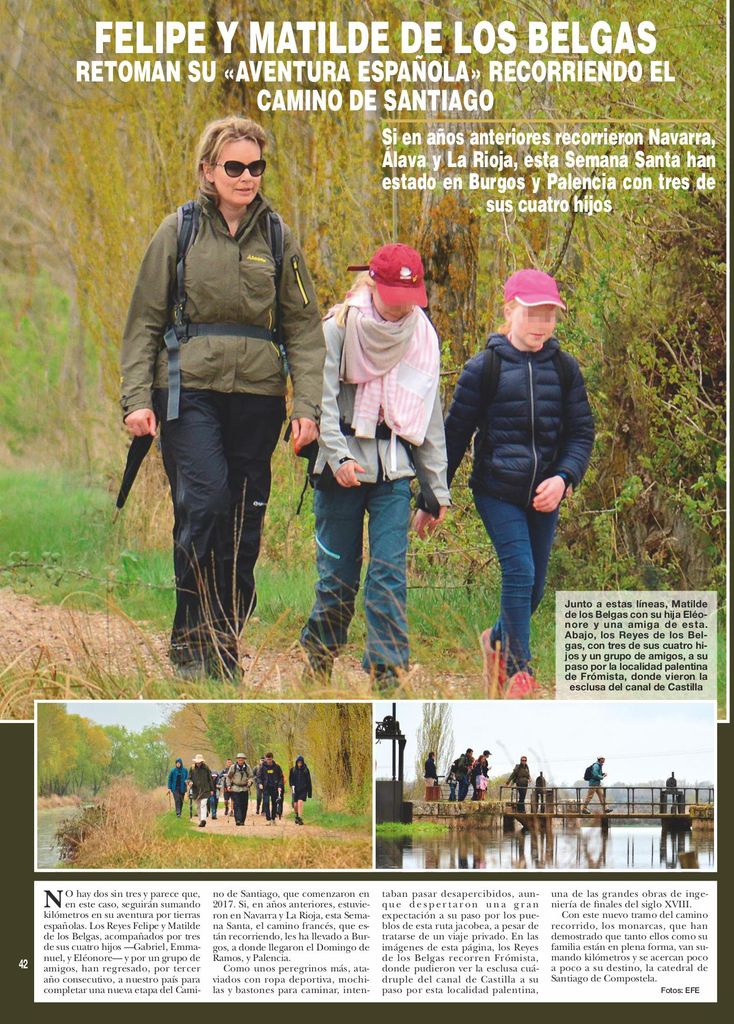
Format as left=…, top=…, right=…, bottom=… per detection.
left=444, top=269, right=595, bottom=696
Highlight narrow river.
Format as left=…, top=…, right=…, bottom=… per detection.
left=377, top=823, right=714, bottom=870
left=37, top=806, right=83, bottom=868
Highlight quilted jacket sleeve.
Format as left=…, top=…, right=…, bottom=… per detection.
left=553, top=356, right=595, bottom=487
left=444, top=352, right=485, bottom=487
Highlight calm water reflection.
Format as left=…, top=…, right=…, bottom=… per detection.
left=377, top=824, right=714, bottom=871
left=37, top=806, right=82, bottom=868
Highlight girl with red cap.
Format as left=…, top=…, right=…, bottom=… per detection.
left=444, top=269, right=595, bottom=696
left=300, top=244, right=450, bottom=690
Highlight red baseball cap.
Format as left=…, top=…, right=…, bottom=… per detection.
left=504, top=269, right=566, bottom=310
left=348, top=243, right=428, bottom=308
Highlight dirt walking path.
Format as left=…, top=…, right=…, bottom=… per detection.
left=0, top=585, right=482, bottom=715
left=0, top=587, right=172, bottom=677
left=190, top=807, right=351, bottom=841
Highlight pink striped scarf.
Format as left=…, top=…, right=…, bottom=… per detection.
left=338, top=286, right=440, bottom=446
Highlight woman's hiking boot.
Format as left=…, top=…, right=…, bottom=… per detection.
left=198, top=820, right=206, bottom=828
left=169, top=641, right=210, bottom=680
left=206, top=638, right=242, bottom=683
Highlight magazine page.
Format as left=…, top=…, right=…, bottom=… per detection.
left=0, top=0, right=728, bottom=1016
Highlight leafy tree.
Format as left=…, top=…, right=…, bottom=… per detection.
left=414, top=703, right=454, bottom=782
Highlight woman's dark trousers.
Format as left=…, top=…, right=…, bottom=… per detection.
left=156, top=389, right=285, bottom=673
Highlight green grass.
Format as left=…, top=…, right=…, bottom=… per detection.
left=0, top=466, right=554, bottom=679
left=300, top=800, right=371, bottom=832
left=157, top=801, right=370, bottom=840
left=376, top=822, right=449, bottom=835
left=2, top=465, right=727, bottom=713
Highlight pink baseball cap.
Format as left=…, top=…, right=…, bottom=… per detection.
left=504, top=269, right=566, bottom=310
left=348, top=243, right=428, bottom=308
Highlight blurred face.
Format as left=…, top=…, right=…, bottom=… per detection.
left=204, top=138, right=263, bottom=212
left=507, top=302, right=558, bottom=352
left=372, top=287, right=415, bottom=323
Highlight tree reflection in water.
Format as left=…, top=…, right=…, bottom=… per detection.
left=376, top=823, right=714, bottom=871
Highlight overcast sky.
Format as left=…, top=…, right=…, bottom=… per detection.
left=60, top=701, right=174, bottom=732
left=374, top=701, right=716, bottom=785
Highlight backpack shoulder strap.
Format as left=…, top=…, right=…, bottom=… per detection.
left=173, top=200, right=200, bottom=317
left=473, top=346, right=500, bottom=461
left=265, top=211, right=287, bottom=371
left=479, top=346, right=501, bottom=408
left=552, top=349, right=576, bottom=398
left=265, top=211, right=285, bottom=289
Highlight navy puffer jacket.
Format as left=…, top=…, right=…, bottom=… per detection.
left=445, top=334, right=595, bottom=508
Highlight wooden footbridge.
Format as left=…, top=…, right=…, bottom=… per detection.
left=497, top=786, right=714, bottom=833
left=408, top=785, right=714, bottom=834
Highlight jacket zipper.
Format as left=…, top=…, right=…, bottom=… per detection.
left=527, top=358, right=539, bottom=507
left=291, top=255, right=310, bottom=306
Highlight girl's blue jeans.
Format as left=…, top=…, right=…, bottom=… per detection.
left=301, top=478, right=411, bottom=671
left=473, top=492, right=560, bottom=675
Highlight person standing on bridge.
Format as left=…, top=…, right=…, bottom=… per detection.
left=533, top=771, right=547, bottom=812
left=507, top=756, right=531, bottom=812
left=582, top=756, right=607, bottom=813
left=455, top=749, right=474, bottom=802
left=664, top=771, right=684, bottom=814
left=446, top=764, right=458, bottom=801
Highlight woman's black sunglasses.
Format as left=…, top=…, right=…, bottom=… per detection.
left=216, top=159, right=267, bottom=178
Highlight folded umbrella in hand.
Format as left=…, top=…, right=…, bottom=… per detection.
left=115, top=434, right=155, bottom=509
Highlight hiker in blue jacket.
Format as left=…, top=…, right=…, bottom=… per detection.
left=167, top=757, right=189, bottom=817
left=441, top=269, right=595, bottom=696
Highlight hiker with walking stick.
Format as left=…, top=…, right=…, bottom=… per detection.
left=120, top=115, right=325, bottom=681
left=227, top=753, right=253, bottom=826
left=167, top=757, right=188, bottom=818
left=189, top=755, right=214, bottom=828
left=289, top=754, right=312, bottom=826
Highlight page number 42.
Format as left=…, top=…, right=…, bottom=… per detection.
left=18, top=959, right=29, bottom=969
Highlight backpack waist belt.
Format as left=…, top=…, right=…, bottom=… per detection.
left=163, top=322, right=277, bottom=420
left=339, top=418, right=410, bottom=445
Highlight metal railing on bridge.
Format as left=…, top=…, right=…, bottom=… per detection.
left=497, top=785, right=714, bottom=816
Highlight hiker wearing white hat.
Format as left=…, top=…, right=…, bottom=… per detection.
left=227, top=754, right=253, bottom=826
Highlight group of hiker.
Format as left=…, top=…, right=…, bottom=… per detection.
left=166, top=752, right=312, bottom=828
left=427, top=753, right=688, bottom=815
left=120, top=113, right=595, bottom=694
left=428, top=750, right=579, bottom=812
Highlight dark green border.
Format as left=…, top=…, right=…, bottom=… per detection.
left=4, top=717, right=729, bottom=1020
